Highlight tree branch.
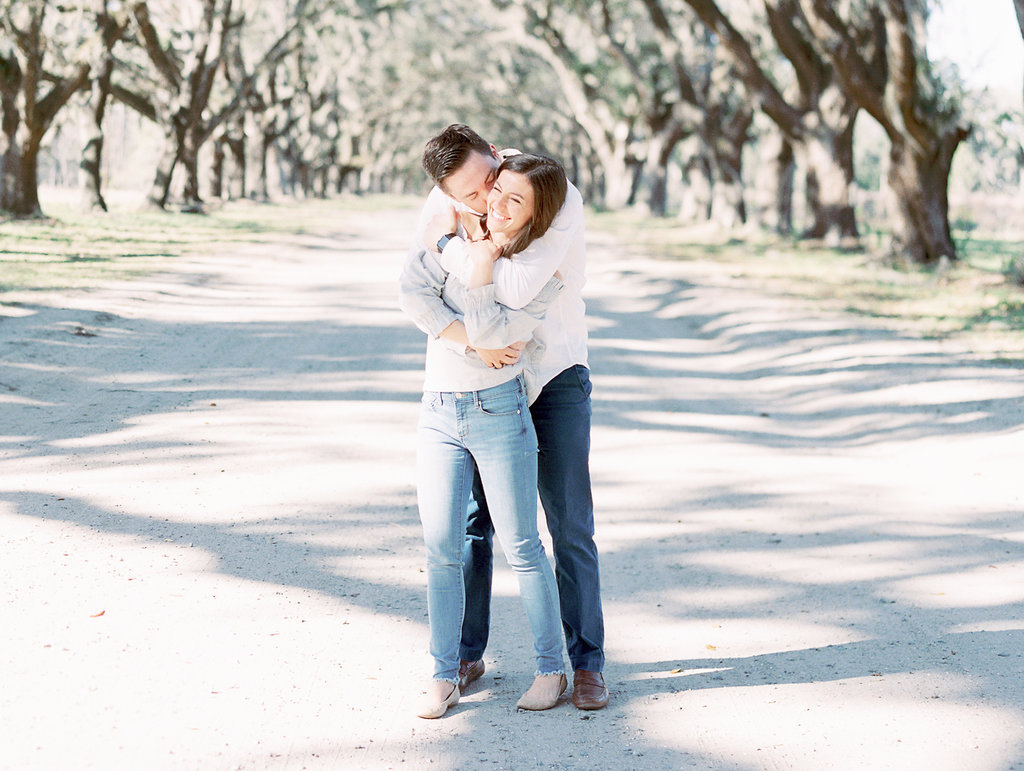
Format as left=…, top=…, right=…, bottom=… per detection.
left=110, top=82, right=158, bottom=121
left=131, top=0, right=182, bottom=89
left=638, top=0, right=700, bottom=106
left=681, top=0, right=804, bottom=136
left=796, top=0, right=890, bottom=131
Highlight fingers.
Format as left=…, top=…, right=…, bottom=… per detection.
left=478, top=344, right=521, bottom=369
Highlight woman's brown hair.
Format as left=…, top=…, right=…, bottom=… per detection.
left=494, top=153, right=568, bottom=257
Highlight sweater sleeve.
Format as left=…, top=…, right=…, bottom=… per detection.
left=459, top=275, right=564, bottom=349
left=398, top=245, right=461, bottom=339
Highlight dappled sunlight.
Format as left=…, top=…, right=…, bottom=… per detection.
left=633, top=678, right=1024, bottom=770
left=890, top=562, right=1024, bottom=608
left=586, top=242, right=1024, bottom=454
left=2, top=503, right=427, bottom=768
left=687, top=541, right=946, bottom=585
left=581, top=235, right=1024, bottom=764
left=607, top=609, right=864, bottom=662
left=0, top=393, right=55, bottom=408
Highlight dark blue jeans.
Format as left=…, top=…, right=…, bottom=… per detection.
left=459, top=365, right=605, bottom=672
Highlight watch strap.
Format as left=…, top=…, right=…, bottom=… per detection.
left=436, top=232, right=457, bottom=252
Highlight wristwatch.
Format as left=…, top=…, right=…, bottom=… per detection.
left=436, top=232, right=457, bottom=252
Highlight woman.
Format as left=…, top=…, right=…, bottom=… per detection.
left=407, top=153, right=569, bottom=719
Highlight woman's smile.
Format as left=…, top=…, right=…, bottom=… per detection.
left=488, top=207, right=510, bottom=224
left=485, top=170, right=535, bottom=239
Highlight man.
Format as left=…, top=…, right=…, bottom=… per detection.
left=399, top=124, right=607, bottom=710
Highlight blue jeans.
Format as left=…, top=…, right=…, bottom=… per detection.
left=416, top=375, right=565, bottom=683
left=460, top=365, right=605, bottom=672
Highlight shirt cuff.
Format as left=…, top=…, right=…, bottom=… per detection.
left=419, top=305, right=460, bottom=339
left=464, top=284, right=497, bottom=310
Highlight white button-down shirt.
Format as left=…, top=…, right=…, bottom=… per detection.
left=400, top=178, right=589, bottom=394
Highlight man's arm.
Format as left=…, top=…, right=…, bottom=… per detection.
left=398, top=241, right=523, bottom=368
left=398, top=244, right=461, bottom=339
left=438, top=183, right=584, bottom=309
left=460, top=276, right=564, bottom=350
left=438, top=319, right=524, bottom=368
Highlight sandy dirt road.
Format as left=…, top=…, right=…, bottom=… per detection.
left=2, top=203, right=1023, bottom=770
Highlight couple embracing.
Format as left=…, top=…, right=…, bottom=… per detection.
left=399, top=124, right=607, bottom=718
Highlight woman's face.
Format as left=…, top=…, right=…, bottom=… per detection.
left=485, top=170, right=534, bottom=242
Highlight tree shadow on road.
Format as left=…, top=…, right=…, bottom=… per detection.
left=585, top=265, right=1024, bottom=447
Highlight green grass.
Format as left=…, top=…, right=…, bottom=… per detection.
left=588, top=209, right=1024, bottom=363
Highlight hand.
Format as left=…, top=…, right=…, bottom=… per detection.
left=466, top=238, right=501, bottom=264
left=425, top=206, right=458, bottom=252
left=465, top=238, right=502, bottom=289
left=475, top=341, right=525, bottom=368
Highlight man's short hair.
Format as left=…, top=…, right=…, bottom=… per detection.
left=422, top=124, right=492, bottom=190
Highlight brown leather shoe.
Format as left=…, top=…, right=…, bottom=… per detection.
left=458, top=659, right=485, bottom=691
left=571, top=669, right=609, bottom=710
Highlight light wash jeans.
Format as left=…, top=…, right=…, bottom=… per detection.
left=416, top=375, right=565, bottom=684
left=460, top=365, right=605, bottom=672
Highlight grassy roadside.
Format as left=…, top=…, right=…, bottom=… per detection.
left=4, top=194, right=1023, bottom=364
left=588, top=210, right=1024, bottom=365
left=0, top=194, right=419, bottom=294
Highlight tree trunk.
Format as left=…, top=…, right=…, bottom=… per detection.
left=797, top=127, right=858, bottom=242
left=296, top=160, right=311, bottom=197
left=797, top=0, right=967, bottom=264
left=771, top=136, right=795, bottom=235
left=603, top=155, right=637, bottom=210
left=225, top=131, right=245, bottom=199
left=181, top=126, right=204, bottom=212
left=710, top=140, right=746, bottom=228
left=646, top=157, right=668, bottom=216
left=2, top=135, right=43, bottom=217
left=80, top=69, right=111, bottom=211
left=253, top=130, right=272, bottom=200
left=1, top=83, right=43, bottom=217
left=315, top=166, right=329, bottom=198
left=79, top=8, right=127, bottom=212
left=643, top=120, right=687, bottom=216
left=680, top=0, right=866, bottom=241
left=708, top=95, right=752, bottom=228
left=0, top=12, right=89, bottom=217
left=678, top=147, right=713, bottom=224
left=132, top=0, right=239, bottom=213
left=209, top=135, right=225, bottom=199
left=337, top=163, right=359, bottom=193
left=1, top=55, right=25, bottom=213
left=884, top=130, right=964, bottom=265
left=276, top=148, right=293, bottom=196
left=147, top=123, right=181, bottom=209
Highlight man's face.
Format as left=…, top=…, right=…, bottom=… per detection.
left=442, top=149, right=501, bottom=215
